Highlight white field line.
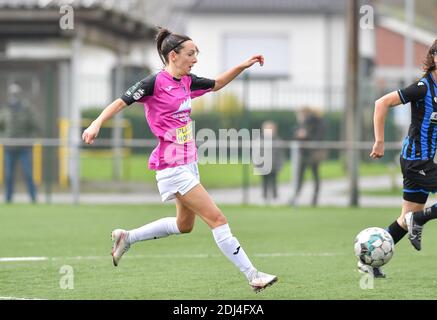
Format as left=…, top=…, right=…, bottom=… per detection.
left=0, top=252, right=346, bottom=263
left=0, top=257, right=48, bottom=262
left=0, top=296, right=46, bottom=300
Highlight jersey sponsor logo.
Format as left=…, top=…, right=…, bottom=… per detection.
left=177, top=97, right=192, bottom=112
left=164, top=85, right=174, bottom=92
left=175, top=122, right=193, bottom=144
left=125, top=82, right=140, bottom=97
left=133, top=89, right=145, bottom=101
left=430, top=112, right=437, bottom=124
left=172, top=112, right=190, bottom=123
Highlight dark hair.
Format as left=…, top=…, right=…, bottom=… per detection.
left=155, top=27, right=192, bottom=65
left=423, top=39, right=437, bottom=76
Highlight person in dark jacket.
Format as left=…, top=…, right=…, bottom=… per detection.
left=290, top=107, right=326, bottom=206
left=0, top=84, right=41, bottom=203
left=259, top=121, right=284, bottom=203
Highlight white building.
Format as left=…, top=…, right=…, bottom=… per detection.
left=182, top=0, right=349, bottom=111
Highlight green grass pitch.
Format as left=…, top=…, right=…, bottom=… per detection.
left=1, top=204, right=437, bottom=300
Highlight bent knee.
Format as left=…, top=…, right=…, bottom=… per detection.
left=178, top=224, right=194, bottom=234
left=177, top=220, right=194, bottom=234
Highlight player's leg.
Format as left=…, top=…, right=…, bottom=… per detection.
left=20, top=148, right=37, bottom=203
left=402, top=164, right=437, bottom=250
left=111, top=200, right=195, bottom=267
left=112, top=164, right=201, bottom=266
left=175, top=184, right=278, bottom=292
left=272, top=172, right=278, bottom=199
left=407, top=204, right=437, bottom=226
left=262, top=175, right=268, bottom=200
left=387, top=159, right=426, bottom=249
left=266, top=172, right=276, bottom=202
left=398, top=159, right=436, bottom=250
left=358, top=196, right=425, bottom=278
left=128, top=200, right=193, bottom=244
left=385, top=198, right=425, bottom=243
left=4, top=149, right=17, bottom=203
left=175, top=198, right=196, bottom=233
left=403, top=197, right=435, bottom=251
left=311, top=162, right=320, bottom=206
left=290, top=160, right=306, bottom=206
left=399, top=189, right=428, bottom=250
left=398, top=199, right=425, bottom=229
left=383, top=197, right=424, bottom=248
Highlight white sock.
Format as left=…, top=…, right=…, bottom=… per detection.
left=212, top=224, right=256, bottom=280
left=128, top=217, right=181, bottom=244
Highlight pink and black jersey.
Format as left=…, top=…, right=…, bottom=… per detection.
left=120, top=70, right=215, bottom=170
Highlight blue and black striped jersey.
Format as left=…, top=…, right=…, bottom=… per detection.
left=399, top=74, right=437, bottom=161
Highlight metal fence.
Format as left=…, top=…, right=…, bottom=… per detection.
left=210, top=80, right=347, bottom=111
left=0, top=137, right=406, bottom=207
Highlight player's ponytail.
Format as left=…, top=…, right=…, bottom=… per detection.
left=155, top=26, right=192, bottom=66
left=156, top=27, right=171, bottom=65
left=422, top=39, right=437, bottom=76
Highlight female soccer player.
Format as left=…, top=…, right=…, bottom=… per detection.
left=364, top=39, right=437, bottom=278
left=82, top=27, right=277, bottom=292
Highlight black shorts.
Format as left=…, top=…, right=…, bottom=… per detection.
left=400, top=157, right=437, bottom=204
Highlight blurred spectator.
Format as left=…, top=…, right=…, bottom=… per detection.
left=257, top=120, right=284, bottom=203
left=290, top=107, right=326, bottom=206
left=0, top=84, right=41, bottom=203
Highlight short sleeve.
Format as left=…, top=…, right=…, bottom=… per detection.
left=120, top=74, right=156, bottom=106
left=189, top=74, right=215, bottom=99
left=397, top=81, right=428, bottom=104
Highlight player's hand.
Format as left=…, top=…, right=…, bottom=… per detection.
left=240, top=55, right=264, bottom=69
left=82, top=121, right=101, bottom=145
left=370, top=141, right=384, bottom=159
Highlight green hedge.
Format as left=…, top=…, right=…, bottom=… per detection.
left=81, top=105, right=399, bottom=162
left=82, top=107, right=340, bottom=140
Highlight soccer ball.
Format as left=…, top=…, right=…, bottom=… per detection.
left=354, top=227, right=394, bottom=267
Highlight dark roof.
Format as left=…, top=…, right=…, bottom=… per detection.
left=0, top=0, right=154, bottom=41
left=0, top=0, right=136, bottom=12
left=189, top=0, right=346, bottom=14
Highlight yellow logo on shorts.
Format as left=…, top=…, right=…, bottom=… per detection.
left=176, top=122, right=193, bottom=144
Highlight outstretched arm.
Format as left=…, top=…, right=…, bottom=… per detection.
left=212, top=55, right=264, bottom=92
left=82, top=98, right=127, bottom=145
left=370, top=91, right=402, bottom=159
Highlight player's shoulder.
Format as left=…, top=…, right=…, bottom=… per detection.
left=121, top=72, right=158, bottom=104
left=140, top=72, right=159, bottom=84
left=188, top=73, right=215, bottom=90
left=416, top=78, right=429, bottom=93
left=137, top=72, right=159, bottom=94
left=188, top=73, right=206, bottom=80
left=399, top=79, right=428, bottom=103
left=414, top=79, right=430, bottom=101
